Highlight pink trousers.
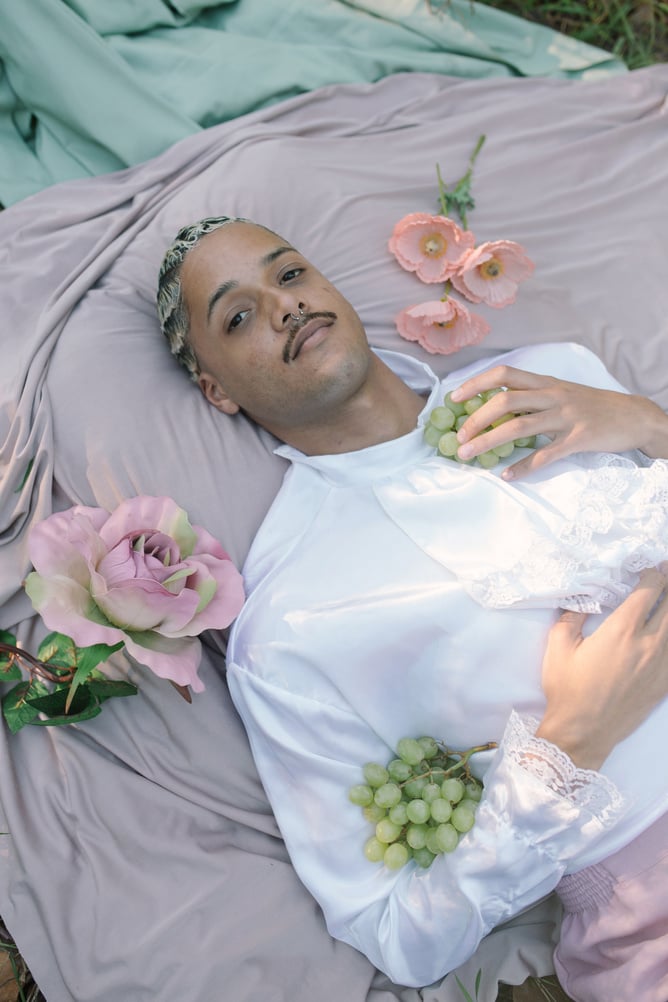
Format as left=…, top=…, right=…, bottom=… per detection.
left=554, top=812, right=668, bottom=1001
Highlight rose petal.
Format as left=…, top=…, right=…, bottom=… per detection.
left=98, top=496, right=197, bottom=558
left=124, top=632, right=205, bottom=692
left=91, top=570, right=201, bottom=634
left=28, top=508, right=108, bottom=585
left=166, top=556, right=246, bottom=636
left=24, top=571, right=126, bottom=648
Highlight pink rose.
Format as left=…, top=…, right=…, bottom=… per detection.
left=389, top=212, right=475, bottom=283
left=451, top=240, right=534, bottom=308
left=395, top=298, right=491, bottom=355
left=24, top=496, right=245, bottom=693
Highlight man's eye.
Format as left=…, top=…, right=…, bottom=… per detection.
left=281, top=267, right=303, bottom=283
left=228, top=310, right=249, bottom=331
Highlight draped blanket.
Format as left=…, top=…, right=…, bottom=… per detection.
left=0, top=42, right=667, bottom=1002
left=0, top=0, right=625, bottom=205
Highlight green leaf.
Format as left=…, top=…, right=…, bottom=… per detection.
left=86, top=676, right=139, bottom=703
left=0, top=631, right=23, bottom=681
left=28, top=685, right=95, bottom=717
left=37, top=631, right=77, bottom=669
left=28, top=685, right=102, bottom=727
left=474, top=968, right=482, bottom=998
left=2, top=678, right=50, bottom=733
left=65, top=640, right=124, bottom=711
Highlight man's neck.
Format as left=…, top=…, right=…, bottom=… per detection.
left=268, top=354, right=427, bottom=456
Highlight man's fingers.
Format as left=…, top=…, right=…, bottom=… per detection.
left=451, top=366, right=549, bottom=401
left=544, top=609, right=587, bottom=659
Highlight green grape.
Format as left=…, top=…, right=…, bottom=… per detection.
left=429, top=797, right=453, bottom=824
left=424, top=827, right=444, bottom=856
left=376, top=818, right=402, bottom=844
left=374, top=783, right=403, bottom=809
left=424, top=424, right=443, bottom=448
left=477, top=450, right=500, bottom=469
left=429, top=406, right=456, bottom=431
left=429, top=387, right=538, bottom=470
left=444, top=391, right=468, bottom=418
left=451, top=803, right=476, bottom=833
left=348, top=784, right=374, bottom=807
left=437, top=431, right=459, bottom=458
left=434, top=823, right=459, bottom=853
left=384, top=842, right=410, bottom=870
left=464, top=395, right=484, bottom=415
left=491, top=440, right=515, bottom=458
left=421, top=782, right=442, bottom=804
left=363, top=762, right=389, bottom=788
left=403, top=776, right=428, bottom=799
left=417, top=736, right=439, bottom=759
left=364, top=836, right=387, bottom=863
left=441, top=777, right=465, bottom=804
left=363, top=803, right=387, bottom=824
left=464, top=780, right=483, bottom=802
left=406, top=799, right=431, bottom=825
left=406, top=823, right=429, bottom=850
left=413, top=846, right=437, bottom=869
left=388, top=802, right=409, bottom=826
left=396, top=738, right=424, bottom=766
left=387, top=758, right=413, bottom=782
left=353, top=733, right=491, bottom=870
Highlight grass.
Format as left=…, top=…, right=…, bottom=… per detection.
left=474, top=0, right=668, bottom=68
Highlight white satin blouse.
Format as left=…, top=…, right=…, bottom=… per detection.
left=227, top=342, right=668, bottom=988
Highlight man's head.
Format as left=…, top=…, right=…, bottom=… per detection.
left=157, top=217, right=373, bottom=442
left=158, top=215, right=248, bottom=381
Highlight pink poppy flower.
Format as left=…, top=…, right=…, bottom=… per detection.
left=451, top=240, right=534, bottom=308
left=389, top=212, right=475, bottom=283
left=395, top=298, right=491, bottom=355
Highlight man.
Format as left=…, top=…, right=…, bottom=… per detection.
left=158, top=216, right=668, bottom=999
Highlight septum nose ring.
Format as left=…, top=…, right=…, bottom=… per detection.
left=289, top=306, right=305, bottom=322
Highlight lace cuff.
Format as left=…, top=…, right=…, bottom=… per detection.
left=502, top=711, right=625, bottom=826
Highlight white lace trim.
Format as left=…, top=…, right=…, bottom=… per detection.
left=468, top=454, right=668, bottom=612
left=504, top=712, right=625, bottom=825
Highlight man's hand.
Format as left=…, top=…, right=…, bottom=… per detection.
left=536, top=567, right=668, bottom=771
left=450, top=366, right=668, bottom=480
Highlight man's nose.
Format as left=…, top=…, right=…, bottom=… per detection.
left=278, top=299, right=306, bottom=328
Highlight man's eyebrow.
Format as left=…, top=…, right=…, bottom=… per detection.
left=207, top=280, right=238, bottom=324
left=206, top=245, right=298, bottom=324
left=261, top=245, right=296, bottom=266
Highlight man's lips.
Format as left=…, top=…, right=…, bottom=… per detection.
left=283, top=312, right=337, bottom=363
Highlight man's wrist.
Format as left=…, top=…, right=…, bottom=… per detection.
left=534, top=716, right=607, bottom=772
left=635, top=395, right=668, bottom=459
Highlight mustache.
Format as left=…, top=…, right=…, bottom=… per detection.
left=283, top=311, right=337, bottom=364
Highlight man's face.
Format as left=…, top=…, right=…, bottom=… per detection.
left=180, top=221, right=372, bottom=436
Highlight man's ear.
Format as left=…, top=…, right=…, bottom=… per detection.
left=198, top=372, right=240, bottom=415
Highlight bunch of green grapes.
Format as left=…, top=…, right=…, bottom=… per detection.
left=424, top=389, right=537, bottom=469
left=348, top=735, right=496, bottom=871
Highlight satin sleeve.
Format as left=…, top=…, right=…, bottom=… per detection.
left=226, top=662, right=625, bottom=988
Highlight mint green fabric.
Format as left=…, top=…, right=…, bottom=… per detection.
left=0, top=0, right=625, bottom=205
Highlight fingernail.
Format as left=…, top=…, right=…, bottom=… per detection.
left=457, top=444, right=473, bottom=460
left=450, top=387, right=463, bottom=402
left=501, top=467, right=515, bottom=481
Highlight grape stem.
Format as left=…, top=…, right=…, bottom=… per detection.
left=399, top=741, right=498, bottom=786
